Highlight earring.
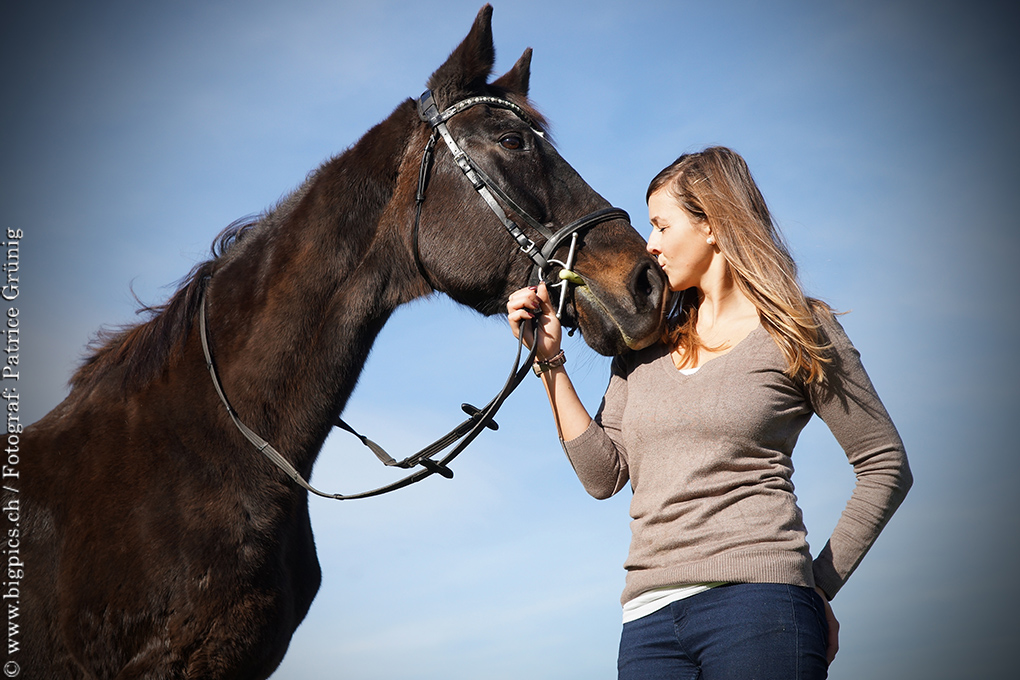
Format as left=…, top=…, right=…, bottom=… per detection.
left=706, top=236, right=715, bottom=246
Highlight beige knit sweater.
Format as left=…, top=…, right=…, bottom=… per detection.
left=562, top=318, right=911, bottom=605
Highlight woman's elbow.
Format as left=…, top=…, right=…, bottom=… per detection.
left=898, top=454, right=914, bottom=497
left=580, top=472, right=629, bottom=501
left=586, top=484, right=617, bottom=501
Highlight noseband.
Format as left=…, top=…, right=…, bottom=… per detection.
left=200, top=89, right=632, bottom=500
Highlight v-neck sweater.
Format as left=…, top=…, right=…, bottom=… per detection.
left=561, top=318, right=911, bottom=605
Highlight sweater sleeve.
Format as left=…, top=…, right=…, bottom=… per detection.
left=808, top=319, right=913, bottom=599
left=560, top=355, right=632, bottom=500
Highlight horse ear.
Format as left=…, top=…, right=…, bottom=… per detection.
left=492, top=47, right=532, bottom=96
left=426, top=4, right=496, bottom=104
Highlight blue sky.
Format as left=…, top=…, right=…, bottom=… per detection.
left=3, top=0, right=1017, bottom=678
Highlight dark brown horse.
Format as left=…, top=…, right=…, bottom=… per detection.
left=11, top=6, right=664, bottom=678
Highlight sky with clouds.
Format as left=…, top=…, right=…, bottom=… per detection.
left=3, top=0, right=1017, bottom=678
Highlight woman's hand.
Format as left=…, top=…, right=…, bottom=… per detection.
left=508, top=281, right=592, bottom=441
left=814, top=586, right=840, bottom=664
left=507, top=281, right=562, bottom=360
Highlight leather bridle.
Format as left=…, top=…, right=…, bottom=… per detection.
left=199, top=88, right=631, bottom=500
left=412, top=89, right=629, bottom=318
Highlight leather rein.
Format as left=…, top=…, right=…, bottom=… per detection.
left=199, top=88, right=629, bottom=500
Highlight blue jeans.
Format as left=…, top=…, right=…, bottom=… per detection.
left=618, top=583, right=829, bottom=680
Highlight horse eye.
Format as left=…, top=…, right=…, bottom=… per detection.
left=499, top=134, right=524, bottom=150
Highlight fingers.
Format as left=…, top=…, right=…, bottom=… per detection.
left=506, top=283, right=562, bottom=357
left=826, top=606, right=840, bottom=663
left=507, top=285, right=539, bottom=347
left=814, top=587, right=839, bottom=664
left=533, top=280, right=554, bottom=311
left=506, top=284, right=544, bottom=319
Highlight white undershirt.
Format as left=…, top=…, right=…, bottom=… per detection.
left=621, top=582, right=727, bottom=624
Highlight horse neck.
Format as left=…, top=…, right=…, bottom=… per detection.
left=202, top=101, right=426, bottom=473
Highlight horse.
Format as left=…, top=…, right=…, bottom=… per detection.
left=10, top=6, right=665, bottom=678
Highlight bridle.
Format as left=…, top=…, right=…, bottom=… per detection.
left=412, top=89, right=628, bottom=318
left=199, top=88, right=630, bottom=500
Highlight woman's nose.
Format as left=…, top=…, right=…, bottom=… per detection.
left=646, top=231, right=660, bottom=255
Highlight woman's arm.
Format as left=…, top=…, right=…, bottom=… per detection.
left=507, top=282, right=593, bottom=441
left=809, top=319, right=913, bottom=600
left=507, top=282, right=630, bottom=498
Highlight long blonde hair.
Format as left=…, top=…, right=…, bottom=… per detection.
left=647, top=146, right=834, bottom=384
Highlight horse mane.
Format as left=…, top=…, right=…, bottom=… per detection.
left=68, top=85, right=545, bottom=398
left=70, top=215, right=261, bottom=395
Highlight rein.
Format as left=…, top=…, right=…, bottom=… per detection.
left=200, top=88, right=630, bottom=500
left=198, top=282, right=535, bottom=500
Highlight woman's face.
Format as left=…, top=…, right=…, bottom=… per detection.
left=646, top=189, right=715, bottom=292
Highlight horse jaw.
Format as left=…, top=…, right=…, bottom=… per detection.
left=567, top=252, right=667, bottom=356
left=574, top=284, right=665, bottom=355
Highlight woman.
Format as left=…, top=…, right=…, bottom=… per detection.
left=507, top=147, right=911, bottom=679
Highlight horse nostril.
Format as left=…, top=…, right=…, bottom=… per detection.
left=630, top=260, right=665, bottom=313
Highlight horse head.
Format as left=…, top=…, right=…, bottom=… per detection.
left=405, top=5, right=665, bottom=354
